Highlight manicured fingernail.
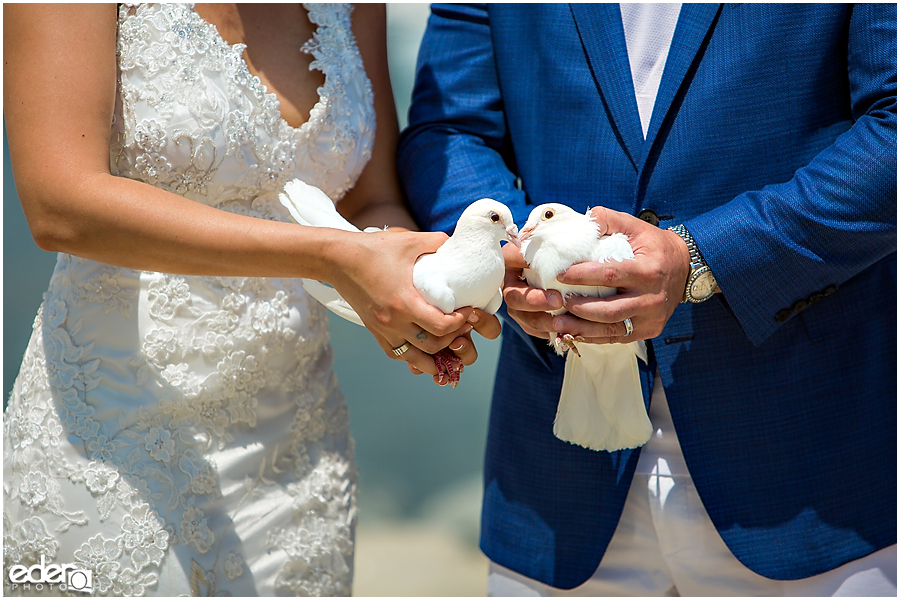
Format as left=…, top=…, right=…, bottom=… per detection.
left=464, top=324, right=474, bottom=334
left=467, top=312, right=480, bottom=324
left=549, top=293, right=562, bottom=309
left=450, top=340, right=465, bottom=351
left=554, top=318, right=564, bottom=330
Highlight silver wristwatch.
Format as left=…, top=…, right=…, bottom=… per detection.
left=668, top=224, right=718, bottom=303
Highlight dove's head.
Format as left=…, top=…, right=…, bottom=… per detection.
left=457, top=199, right=519, bottom=247
left=518, top=203, right=599, bottom=263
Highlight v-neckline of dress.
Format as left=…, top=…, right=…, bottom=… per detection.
left=188, top=3, right=327, bottom=137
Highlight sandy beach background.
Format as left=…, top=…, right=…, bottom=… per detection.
left=4, top=5, right=494, bottom=596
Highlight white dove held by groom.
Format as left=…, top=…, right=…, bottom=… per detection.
left=518, top=203, right=651, bottom=452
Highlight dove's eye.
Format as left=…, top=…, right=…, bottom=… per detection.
left=490, top=212, right=500, bottom=223
left=543, top=210, right=554, bottom=220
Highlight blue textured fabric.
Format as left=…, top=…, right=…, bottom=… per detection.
left=398, top=3, right=897, bottom=589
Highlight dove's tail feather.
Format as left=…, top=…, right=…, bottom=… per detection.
left=300, top=280, right=364, bottom=327
left=277, top=179, right=369, bottom=326
left=279, top=178, right=361, bottom=233
left=553, top=342, right=651, bottom=452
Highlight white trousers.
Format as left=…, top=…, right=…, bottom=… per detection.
left=488, top=377, right=897, bottom=597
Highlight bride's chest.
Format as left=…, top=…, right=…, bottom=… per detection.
left=111, top=3, right=375, bottom=206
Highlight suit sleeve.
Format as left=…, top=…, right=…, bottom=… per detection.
left=398, top=3, right=531, bottom=234
left=688, top=3, right=896, bottom=346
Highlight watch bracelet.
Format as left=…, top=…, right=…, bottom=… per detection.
left=668, top=224, right=715, bottom=302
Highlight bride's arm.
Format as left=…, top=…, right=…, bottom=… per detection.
left=2, top=4, right=468, bottom=377
left=338, top=3, right=416, bottom=232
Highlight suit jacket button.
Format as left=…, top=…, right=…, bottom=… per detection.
left=823, top=285, right=838, bottom=296
left=775, top=309, right=792, bottom=322
left=808, top=292, right=824, bottom=305
left=638, top=209, right=660, bottom=227
left=792, top=299, right=808, bottom=313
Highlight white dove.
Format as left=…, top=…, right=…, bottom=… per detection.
left=519, top=203, right=651, bottom=452
left=278, top=178, right=519, bottom=386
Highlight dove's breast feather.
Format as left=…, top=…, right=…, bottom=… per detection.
left=413, top=244, right=505, bottom=315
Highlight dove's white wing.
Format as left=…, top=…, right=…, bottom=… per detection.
left=554, top=342, right=652, bottom=452
left=278, top=179, right=366, bottom=326
left=593, top=232, right=635, bottom=263
left=413, top=253, right=458, bottom=315
left=484, top=289, right=504, bottom=315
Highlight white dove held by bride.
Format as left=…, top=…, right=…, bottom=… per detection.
left=277, top=178, right=518, bottom=322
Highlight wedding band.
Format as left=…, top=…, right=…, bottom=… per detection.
left=623, top=318, right=634, bottom=337
left=392, top=343, right=411, bottom=357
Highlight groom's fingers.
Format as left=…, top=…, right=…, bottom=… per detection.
left=550, top=312, right=627, bottom=340
left=503, top=277, right=563, bottom=313
left=502, top=240, right=527, bottom=269
left=563, top=293, right=634, bottom=324
left=507, top=307, right=555, bottom=338
left=558, top=260, right=626, bottom=288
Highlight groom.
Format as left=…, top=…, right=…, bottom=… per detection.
left=399, top=3, right=896, bottom=596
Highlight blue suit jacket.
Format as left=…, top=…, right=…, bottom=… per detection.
left=398, top=3, right=896, bottom=589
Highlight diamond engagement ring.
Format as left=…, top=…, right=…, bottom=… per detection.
left=623, top=318, right=634, bottom=337
left=392, top=343, right=411, bottom=357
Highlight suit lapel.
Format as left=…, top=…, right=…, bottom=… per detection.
left=569, top=3, right=644, bottom=170
left=641, top=4, right=722, bottom=166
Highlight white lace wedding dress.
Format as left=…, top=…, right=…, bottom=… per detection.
left=3, top=3, right=373, bottom=596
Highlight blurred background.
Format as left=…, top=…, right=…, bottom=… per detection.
left=3, top=4, right=497, bottom=596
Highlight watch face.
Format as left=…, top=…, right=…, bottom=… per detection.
left=689, top=269, right=717, bottom=301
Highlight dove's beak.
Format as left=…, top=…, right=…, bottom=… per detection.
left=506, top=224, right=521, bottom=248
left=518, top=224, right=535, bottom=244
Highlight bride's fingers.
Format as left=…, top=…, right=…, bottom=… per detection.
left=448, top=334, right=478, bottom=367
left=467, top=309, right=502, bottom=340
left=406, top=322, right=474, bottom=355
left=412, top=304, right=471, bottom=339
left=370, top=329, right=440, bottom=375
left=404, top=346, right=443, bottom=376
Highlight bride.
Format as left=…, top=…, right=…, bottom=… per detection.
left=3, top=4, right=499, bottom=596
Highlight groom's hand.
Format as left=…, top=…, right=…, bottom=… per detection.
left=501, top=209, right=692, bottom=344
left=502, top=242, right=563, bottom=340
left=555, top=206, right=691, bottom=341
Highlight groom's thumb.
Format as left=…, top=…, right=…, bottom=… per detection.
left=589, top=205, right=642, bottom=237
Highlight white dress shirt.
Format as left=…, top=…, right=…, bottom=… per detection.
left=620, top=3, right=682, bottom=138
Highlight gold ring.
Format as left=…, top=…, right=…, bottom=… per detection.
left=392, top=343, right=411, bottom=357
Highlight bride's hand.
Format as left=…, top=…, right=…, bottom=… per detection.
left=327, top=228, right=478, bottom=377
left=405, top=308, right=502, bottom=385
